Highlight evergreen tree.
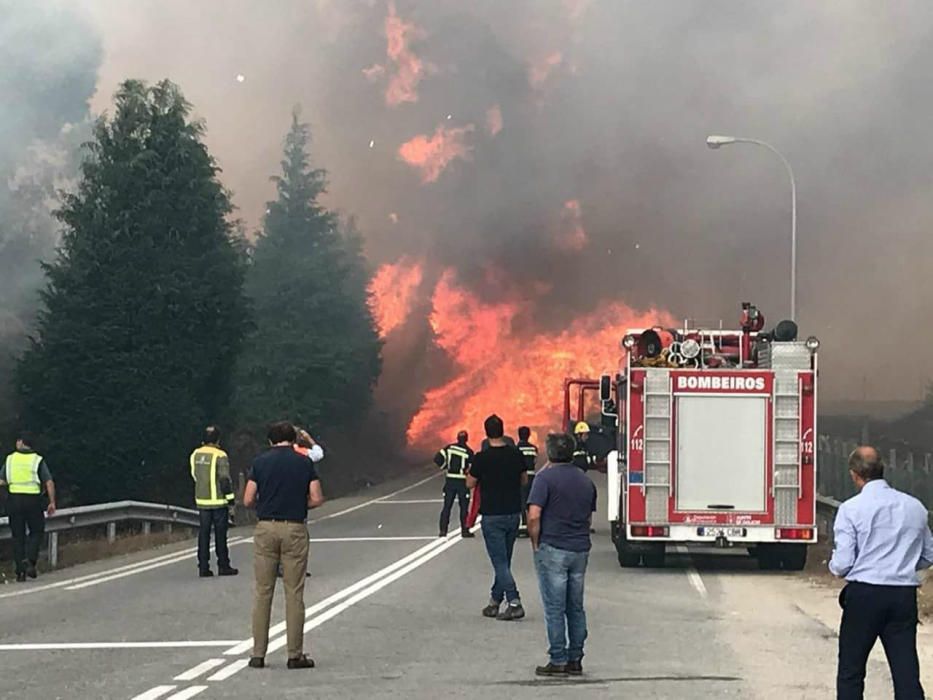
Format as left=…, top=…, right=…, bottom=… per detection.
left=235, top=109, right=382, bottom=435
left=15, top=80, right=250, bottom=504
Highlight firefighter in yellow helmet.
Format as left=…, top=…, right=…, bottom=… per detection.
left=1, top=431, right=56, bottom=582
left=572, top=422, right=595, bottom=472
left=190, top=426, right=238, bottom=577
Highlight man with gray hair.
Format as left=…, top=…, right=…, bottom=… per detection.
left=830, top=445, right=933, bottom=699
left=527, top=432, right=597, bottom=677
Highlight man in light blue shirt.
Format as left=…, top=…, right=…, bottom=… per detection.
left=829, top=446, right=933, bottom=700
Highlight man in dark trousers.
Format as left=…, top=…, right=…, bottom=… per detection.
left=434, top=430, right=475, bottom=538
left=190, top=425, right=238, bottom=577
left=466, top=414, right=527, bottom=621
left=516, top=426, right=538, bottom=537
left=830, top=446, right=933, bottom=699
left=244, top=421, right=325, bottom=670
left=1, top=432, right=56, bottom=582
left=527, top=432, right=597, bottom=677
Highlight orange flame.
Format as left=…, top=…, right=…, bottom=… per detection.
left=363, top=1, right=433, bottom=106
left=529, top=51, right=563, bottom=88
left=557, top=199, right=587, bottom=251
left=368, top=258, right=425, bottom=337
left=485, top=104, right=503, bottom=137
left=398, top=124, right=474, bottom=183
left=406, top=268, right=675, bottom=448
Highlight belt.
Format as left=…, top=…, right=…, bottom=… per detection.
left=258, top=518, right=306, bottom=524
left=526, top=471, right=536, bottom=476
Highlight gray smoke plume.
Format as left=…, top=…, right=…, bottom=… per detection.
left=59, top=0, right=933, bottom=403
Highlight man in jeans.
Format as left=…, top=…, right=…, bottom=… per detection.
left=527, top=432, right=597, bottom=677
left=467, top=414, right=528, bottom=621
left=244, top=421, right=325, bottom=670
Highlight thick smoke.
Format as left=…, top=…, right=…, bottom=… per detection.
left=55, top=0, right=933, bottom=403
left=0, top=1, right=101, bottom=424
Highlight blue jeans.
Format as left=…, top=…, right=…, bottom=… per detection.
left=534, top=542, right=589, bottom=665
left=481, top=513, right=521, bottom=603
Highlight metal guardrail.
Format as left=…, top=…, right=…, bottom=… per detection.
left=0, top=500, right=200, bottom=567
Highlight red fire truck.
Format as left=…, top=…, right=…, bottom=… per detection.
left=563, top=303, right=818, bottom=570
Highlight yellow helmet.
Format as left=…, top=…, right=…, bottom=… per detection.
left=574, top=422, right=590, bottom=435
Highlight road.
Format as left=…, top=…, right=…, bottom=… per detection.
left=0, top=467, right=929, bottom=699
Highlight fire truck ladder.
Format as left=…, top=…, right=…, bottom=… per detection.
left=643, top=370, right=672, bottom=522
left=772, top=371, right=801, bottom=525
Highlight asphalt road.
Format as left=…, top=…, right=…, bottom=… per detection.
left=0, top=467, right=926, bottom=699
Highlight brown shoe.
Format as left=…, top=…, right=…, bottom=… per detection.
left=287, top=654, right=315, bottom=669
left=566, top=660, right=583, bottom=675
left=535, top=662, right=568, bottom=677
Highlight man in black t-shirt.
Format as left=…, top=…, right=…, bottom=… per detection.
left=244, top=421, right=325, bottom=670
left=467, top=414, right=528, bottom=621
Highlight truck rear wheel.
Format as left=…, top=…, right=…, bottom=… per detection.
left=780, top=544, right=808, bottom=571
left=616, top=532, right=641, bottom=568
left=756, top=544, right=781, bottom=570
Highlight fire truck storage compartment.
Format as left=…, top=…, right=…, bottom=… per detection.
left=675, top=395, right=767, bottom=512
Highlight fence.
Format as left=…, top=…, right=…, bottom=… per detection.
left=818, top=435, right=933, bottom=508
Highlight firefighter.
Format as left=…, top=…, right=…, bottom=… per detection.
left=572, top=422, right=596, bottom=472
left=517, top=426, right=538, bottom=537
left=1, top=432, right=56, bottom=582
left=434, top=430, right=475, bottom=538
left=190, top=426, right=238, bottom=577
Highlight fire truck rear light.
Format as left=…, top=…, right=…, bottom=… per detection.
left=775, top=527, right=813, bottom=540
left=631, top=525, right=669, bottom=537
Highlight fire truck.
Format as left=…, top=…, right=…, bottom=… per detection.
left=563, top=303, right=818, bottom=570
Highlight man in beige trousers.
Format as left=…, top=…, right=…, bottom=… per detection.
left=244, top=421, right=325, bottom=669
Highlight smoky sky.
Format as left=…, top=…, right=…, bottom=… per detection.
left=21, top=0, right=933, bottom=402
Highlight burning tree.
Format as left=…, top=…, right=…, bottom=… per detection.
left=234, top=109, right=381, bottom=436
left=15, top=80, right=250, bottom=504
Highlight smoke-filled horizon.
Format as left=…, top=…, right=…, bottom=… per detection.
left=8, top=1, right=933, bottom=406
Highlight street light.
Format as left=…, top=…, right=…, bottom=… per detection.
left=706, top=134, right=798, bottom=321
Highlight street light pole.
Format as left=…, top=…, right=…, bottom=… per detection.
left=706, top=135, right=797, bottom=322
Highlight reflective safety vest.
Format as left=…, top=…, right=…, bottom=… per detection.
left=518, top=442, right=538, bottom=476
left=439, top=444, right=471, bottom=479
left=5, top=452, right=42, bottom=495
left=573, top=446, right=594, bottom=472
left=190, top=445, right=235, bottom=508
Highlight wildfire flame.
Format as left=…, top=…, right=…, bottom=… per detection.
left=363, top=1, right=433, bottom=106
left=398, top=124, right=474, bottom=183
left=368, top=257, right=424, bottom=337
left=485, top=104, right=503, bottom=137
left=557, top=199, right=587, bottom=251
left=405, top=268, right=675, bottom=449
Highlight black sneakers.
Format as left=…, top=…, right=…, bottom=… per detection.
left=15, top=572, right=26, bottom=583
left=198, top=569, right=214, bottom=578
left=218, top=566, right=239, bottom=576
left=25, top=563, right=37, bottom=579
left=497, top=602, right=525, bottom=621
left=481, top=601, right=500, bottom=618
left=566, top=660, right=583, bottom=675
left=535, top=663, right=568, bottom=677
left=248, top=657, right=264, bottom=669
left=287, top=654, right=315, bottom=669
left=461, top=530, right=475, bottom=538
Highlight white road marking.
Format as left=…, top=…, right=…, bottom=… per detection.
left=675, top=546, right=708, bottom=599
left=374, top=498, right=443, bottom=504
left=130, top=686, right=177, bottom=700
left=308, top=536, right=438, bottom=542
left=65, top=538, right=248, bottom=591
left=309, top=471, right=441, bottom=523
left=173, top=658, right=226, bottom=681
left=0, top=538, right=245, bottom=600
left=164, top=687, right=208, bottom=700
left=265, top=526, right=475, bottom=656
left=206, top=658, right=249, bottom=681
left=0, top=641, right=242, bottom=651
left=224, top=528, right=463, bottom=656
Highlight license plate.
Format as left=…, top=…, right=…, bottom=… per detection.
left=698, top=527, right=745, bottom=538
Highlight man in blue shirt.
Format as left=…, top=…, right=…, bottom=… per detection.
left=829, top=446, right=933, bottom=699
left=527, top=432, right=597, bottom=678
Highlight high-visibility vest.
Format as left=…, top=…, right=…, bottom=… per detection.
left=518, top=443, right=538, bottom=476
left=440, top=444, right=471, bottom=479
left=190, top=445, right=234, bottom=508
left=5, top=452, right=42, bottom=495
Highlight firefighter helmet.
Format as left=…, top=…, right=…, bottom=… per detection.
left=574, top=422, right=590, bottom=435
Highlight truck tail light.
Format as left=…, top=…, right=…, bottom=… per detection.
left=775, top=527, right=813, bottom=540
left=631, top=525, right=669, bottom=537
